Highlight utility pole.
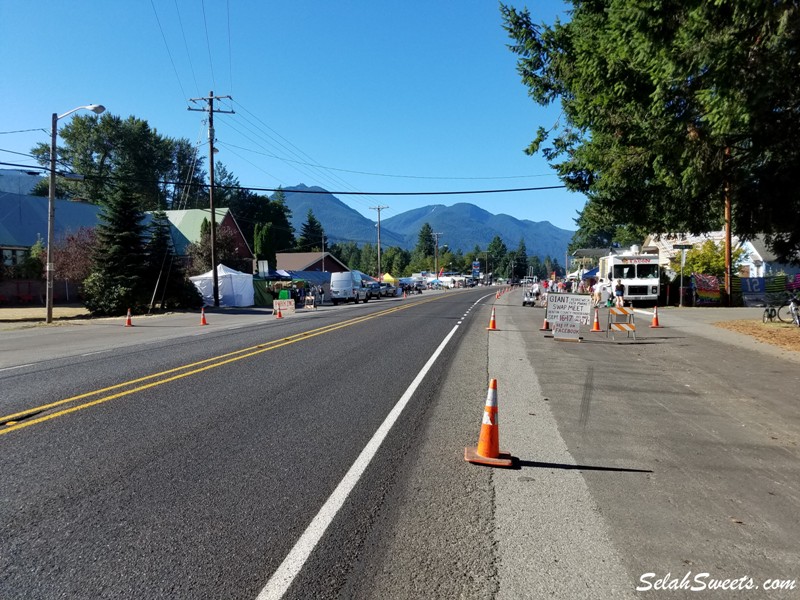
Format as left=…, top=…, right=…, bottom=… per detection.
left=321, top=231, right=326, bottom=272
left=370, top=205, right=389, bottom=279
left=432, top=232, right=444, bottom=277
left=189, top=91, right=233, bottom=307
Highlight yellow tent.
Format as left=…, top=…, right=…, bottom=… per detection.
left=382, top=273, right=397, bottom=284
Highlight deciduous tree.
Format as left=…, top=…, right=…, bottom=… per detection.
left=501, top=1, right=800, bottom=264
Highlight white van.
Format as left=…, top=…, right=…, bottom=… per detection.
left=329, top=271, right=369, bottom=305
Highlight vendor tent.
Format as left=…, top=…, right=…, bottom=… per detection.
left=381, top=273, right=397, bottom=284
left=190, top=264, right=254, bottom=307
left=582, top=267, right=599, bottom=279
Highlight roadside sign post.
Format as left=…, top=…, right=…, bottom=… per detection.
left=546, top=293, right=593, bottom=341
left=674, top=244, right=693, bottom=308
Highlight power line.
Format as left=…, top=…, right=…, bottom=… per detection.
left=0, top=164, right=567, bottom=197
left=150, top=0, right=188, bottom=102
left=217, top=141, right=554, bottom=181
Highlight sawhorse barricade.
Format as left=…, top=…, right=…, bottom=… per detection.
left=607, top=306, right=636, bottom=340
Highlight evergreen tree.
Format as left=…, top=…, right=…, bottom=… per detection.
left=297, top=209, right=325, bottom=252
left=267, top=188, right=296, bottom=252
left=83, top=165, right=148, bottom=315
left=328, top=241, right=360, bottom=270
left=415, top=223, right=435, bottom=258
left=359, top=243, right=377, bottom=276
left=254, top=222, right=277, bottom=272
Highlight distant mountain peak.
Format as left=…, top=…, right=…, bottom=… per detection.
left=280, top=185, right=573, bottom=258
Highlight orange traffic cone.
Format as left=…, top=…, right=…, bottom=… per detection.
left=274, top=305, right=283, bottom=319
left=124, top=308, right=133, bottom=327
left=650, top=305, right=663, bottom=328
left=590, top=307, right=603, bottom=332
left=539, top=316, right=551, bottom=331
left=200, top=307, right=208, bottom=326
left=486, top=307, right=498, bottom=330
left=403, top=290, right=407, bottom=299
left=465, top=379, right=513, bottom=467
left=495, top=291, right=500, bottom=299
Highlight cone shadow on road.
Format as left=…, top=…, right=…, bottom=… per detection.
left=513, top=459, right=652, bottom=473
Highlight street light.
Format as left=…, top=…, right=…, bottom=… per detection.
left=47, top=104, right=105, bottom=323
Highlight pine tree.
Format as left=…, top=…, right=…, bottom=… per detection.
left=297, top=209, right=325, bottom=252
left=83, top=167, right=148, bottom=315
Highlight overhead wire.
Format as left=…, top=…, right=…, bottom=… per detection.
left=222, top=100, right=376, bottom=212
left=200, top=0, right=217, bottom=91
left=150, top=0, right=189, bottom=103
left=227, top=0, right=234, bottom=95
left=173, top=0, right=201, bottom=98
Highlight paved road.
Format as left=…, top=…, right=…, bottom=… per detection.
left=1, top=290, right=798, bottom=599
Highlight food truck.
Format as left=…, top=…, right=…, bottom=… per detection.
left=598, top=248, right=661, bottom=304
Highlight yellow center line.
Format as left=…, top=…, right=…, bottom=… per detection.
left=0, top=296, right=443, bottom=436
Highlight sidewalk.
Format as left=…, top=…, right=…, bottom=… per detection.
left=0, top=305, right=90, bottom=323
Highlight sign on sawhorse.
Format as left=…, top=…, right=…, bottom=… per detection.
left=607, top=306, right=636, bottom=340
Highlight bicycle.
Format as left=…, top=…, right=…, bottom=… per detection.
left=776, top=294, right=800, bottom=325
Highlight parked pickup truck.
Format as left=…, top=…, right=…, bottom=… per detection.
left=364, top=282, right=382, bottom=300
left=380, top=283, right=396, bottom=297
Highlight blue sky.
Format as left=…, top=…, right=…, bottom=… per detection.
left=0, top=1, right=583, bottom=231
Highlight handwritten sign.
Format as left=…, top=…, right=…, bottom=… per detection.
left=546, top=293, right=593, bottom=340
left=274, top=299, right=296, bottom=315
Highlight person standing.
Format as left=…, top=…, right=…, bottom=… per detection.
left=614, top=279, right=625, bottom=307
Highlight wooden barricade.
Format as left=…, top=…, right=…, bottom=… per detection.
left=607, top=306, right=636, bottom=340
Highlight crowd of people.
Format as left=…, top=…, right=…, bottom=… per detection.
left=525, top=276, right=627, bottom=308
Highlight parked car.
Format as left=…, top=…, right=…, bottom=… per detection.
left=364, top=281, right=382, bottom=300
left=380, top=282, right=396, bottom=297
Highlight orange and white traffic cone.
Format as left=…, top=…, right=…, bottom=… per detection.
left=274, top=305, right=283, bottom=319
left=495, top=291, right=500, bottom=299
left=539, top=316, right=551, bottom=331
left=465, top=379, right=513, bottom=467
left=403, top=290, right=407, bottom=299
left=650, top=305, right=663, bottom=328
left=124, top=308, right=133, bottom=327
left=200, top=307, right=208, bottom=326
left=590, top=307, right=603, bottom=332
left=486, top=307, right=498, bottom=331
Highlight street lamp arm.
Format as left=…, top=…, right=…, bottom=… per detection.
left=56, top=104, right=105, bottom=121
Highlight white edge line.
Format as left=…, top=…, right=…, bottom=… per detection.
left=0, top=364, right=34, bottom=372
left=256, top=323, right=461, bottom=600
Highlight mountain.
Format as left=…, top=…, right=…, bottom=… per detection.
left=280, top=185, right=573, bottom=260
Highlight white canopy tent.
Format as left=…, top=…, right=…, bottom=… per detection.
left=190, top=264, right=254, bottom=307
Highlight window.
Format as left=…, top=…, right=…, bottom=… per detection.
left=637, top=264, right=659, bottom=279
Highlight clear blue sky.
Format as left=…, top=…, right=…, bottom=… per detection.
left=0, top=1, right=584, bottom=231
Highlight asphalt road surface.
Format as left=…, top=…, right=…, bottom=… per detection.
left=1, top=290, right=798, bottom=599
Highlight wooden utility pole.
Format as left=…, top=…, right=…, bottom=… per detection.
left=189, top=91, right=233, bottom=307
left=370, top=205, right=389, bottom=279
left=724, top=146, right=732, bottom=306
left=432, top=232, right=444, bottom=277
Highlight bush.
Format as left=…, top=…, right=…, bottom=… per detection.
left=82, top=272, right=138, bottom=316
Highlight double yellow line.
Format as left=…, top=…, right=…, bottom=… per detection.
left=1, top=299, right=436, bottom=437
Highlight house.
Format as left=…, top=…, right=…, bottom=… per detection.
left=0, top=193, right=254, bottom=267
left=0, top=169, right=42, bottom=195
left=275, top=252, right=349, bottom=273
left=158, top=208, right=253, bottom=263
left=643, top=232, right=800, bottom=277
left=0, top=192, right=101, bottom=267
